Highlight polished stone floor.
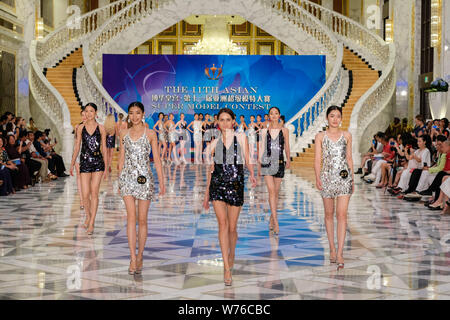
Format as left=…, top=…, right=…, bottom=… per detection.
left=0, top=164, right=450, bottom=300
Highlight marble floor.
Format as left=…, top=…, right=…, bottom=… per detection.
left=0, top=164, right=450, bottom=300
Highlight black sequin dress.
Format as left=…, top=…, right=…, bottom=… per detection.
left=261, top=129, right=285, bottom=178
left=106, top=134, right=116, bottom=149
left=80, top=125, right=105, bottom=173
left=209, top=135, right=244, bottom=207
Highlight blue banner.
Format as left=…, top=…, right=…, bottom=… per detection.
left=103, top=54, right=326, bottom=131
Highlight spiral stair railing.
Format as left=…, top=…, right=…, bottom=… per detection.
left=82, top=0, right=344, bottom=155
left=31, top=0, right=379, bottom=161
left=295, top=0, right=396, bottom=165
left=29, top=0, right=133, bottom=163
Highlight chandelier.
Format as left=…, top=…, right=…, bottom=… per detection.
left=185, top=17, right=246, bottom=55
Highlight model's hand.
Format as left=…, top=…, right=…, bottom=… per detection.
left=203, top=194, right=210, bottom=211
left=159, top=184, right=166, bottom=197
left=249, top=175, right=257, bottom=188
left=103, top=171, right=109, bottom=181
left=69, top=165, right=74, bottom=177
left=285, top=160, right=291, bottom=169
left=352, top=181, right=355, bottom=193
left=316, top=178, right=323, bottom=191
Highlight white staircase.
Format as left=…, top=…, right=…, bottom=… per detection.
left=29, top=0, right=395, bottom=167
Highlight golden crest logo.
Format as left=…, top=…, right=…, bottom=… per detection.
left=205, top=64, right=223, bottom=80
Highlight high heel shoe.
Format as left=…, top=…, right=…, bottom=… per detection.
left=86, top=225, right=94, bottom=235
left=269, top=215, right=274, bottom=231
left=329, top=252, right=337, bottom=264
left=224, top=269, right=232, bottom=286
left=128, top=259, right=137, bottom=275
left=337, top=257, right=344, bottom=270
left=271, top=223, right=279, bottom=236
left=136, top=257, right=143, bottom=274
left=429, top=203, right=444, bottom=211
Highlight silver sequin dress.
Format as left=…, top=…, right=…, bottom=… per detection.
left=320, top=133, right=353, bottom=198
left=119, top=131, right=154, bottom=201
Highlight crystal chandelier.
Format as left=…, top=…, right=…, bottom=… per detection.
left=185, top=17, right=246, bottom=55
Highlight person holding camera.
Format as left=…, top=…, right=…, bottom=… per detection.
left=395, top=135, right=431, bottom=195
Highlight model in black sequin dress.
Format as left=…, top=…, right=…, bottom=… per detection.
left=209, top=134, right=244, bottom=207
left=106, top=134, right=115, bottom=149
left=80, top=125, right=105, bottom=173
left=261, top=129, right=285, bottom=178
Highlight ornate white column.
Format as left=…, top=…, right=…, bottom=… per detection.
left=393, top=0, right=414, bottom=119
left=15, top=0, right=36, bottom=121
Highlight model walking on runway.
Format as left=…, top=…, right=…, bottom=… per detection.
left=203, top=108, right=256, bottom=286
left=166, top=114, right=178, bottom=165
left=247, top=115, right=258, bottom=164
left=174, top=113, right=189, bottom=164
left=118, top=102, right=165, bottom=275
left=70, top=103, right=108, bottom=235
left=187, top=113, right=203, bottom=164
left=314, top=106, right=354, bottom=270
left=259, top=107, right=291, bottom=236
left=153, top=113, right=168, bottom=164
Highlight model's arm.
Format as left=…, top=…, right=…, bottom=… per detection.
left=186, top=121, right=194, bottom=133
left=258, top=129, right=267, bottom=163
left=203, top=139, right=218, bottom=210
left=148, top=129, right=165, bottom=196
left=239, top=133, right=256, bottom=187
left=118, top=129, right=126, bottom=177
left=153, top=120, right=160, bottom=132
left=345, top=132, right=354, bottom=192
left=99, top=125, right=109, bottom=179
left=314, top=132, right=323, bottom=191
left=70, top=125, right=83, bottom=176
left=283, top=128, right=291, bottom=169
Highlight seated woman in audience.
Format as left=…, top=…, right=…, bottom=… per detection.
left=5, top=134, right=31, bottom=190
left=420, top=140, right=450, bottom=204
left=427, top=175, right=450, bottom=213
left=376, top=136, right=399, bottom=188
left=34, top=131, right=57, bottom=178
left=366, top=134, right=395, bottom=185
left=397, top=135, right=431, bottom=194
left=386, top=134, right=408, bottom=189
left=438, top=118, right=449, bottom=138
left=26, top=131, right=54, bottom=182
left=0, top=137, right=15, bottom=196
left=17, top=131, right=41, bottom=184
left=412, top=115, right=427, bottom=138
left=358, top=133, right=383, bottom=176
left=41, top=130, right=67, bottom=177
left=440, top=176, right=450, bottom=214
left=413, top=135, right=448, bottom=194
left=27, top=118, right=38, bottom=133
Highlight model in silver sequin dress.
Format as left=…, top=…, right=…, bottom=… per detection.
left=119, top=130, right=154, bottom=201
left=320, top=132, right=353, bottom=198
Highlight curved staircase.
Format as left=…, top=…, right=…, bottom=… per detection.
left=45, top=48, right=84, bottom=128
left=29, top=0, right=395, bottom=169
left=292, top=47, right=380, bottom=168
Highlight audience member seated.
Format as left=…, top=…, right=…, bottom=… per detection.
left=419, top=140, right=450, bottom=203
left=5, top=134, right=31, bottom=190
left=39, top=130, right=68, bottom=177
left=17, top=131, right=41, bottom=184
left=26, top=131, right=55, bottom=182
left=0, top=137, right=14, bottom=196
left=411, top=135, right=448, bottom=194
left=364, top=134, right=395, bottom=184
